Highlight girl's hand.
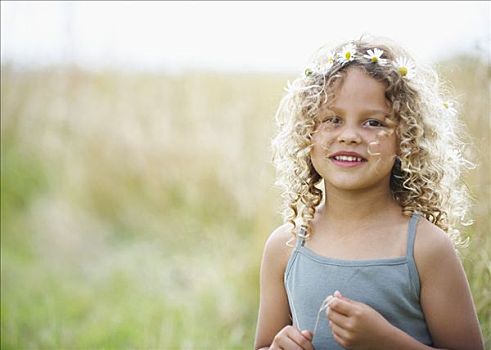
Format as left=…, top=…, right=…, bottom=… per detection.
left=270, top=326, right=314, bottom=350
left=327, top=291, right=395, bottom=349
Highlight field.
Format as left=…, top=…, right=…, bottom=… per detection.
left=1, top=56, right=489, bottom=348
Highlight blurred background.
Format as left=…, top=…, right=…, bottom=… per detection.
left=1, top=1, right=489, bottom=348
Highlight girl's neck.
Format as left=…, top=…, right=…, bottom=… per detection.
left=318, top=183, right=401, bottom=227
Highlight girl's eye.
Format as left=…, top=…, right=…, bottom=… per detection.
left=364, top=119, right=386, bottom=127
left=322, top=116, right=342, bottom=125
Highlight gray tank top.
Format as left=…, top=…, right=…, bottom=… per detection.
left=284, top=213, right=433, bottom=349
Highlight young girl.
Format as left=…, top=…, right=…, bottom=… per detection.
left=254, top=36, right=484, bottom=350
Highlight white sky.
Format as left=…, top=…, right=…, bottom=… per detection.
left=1, top=1, right=490, bottom=73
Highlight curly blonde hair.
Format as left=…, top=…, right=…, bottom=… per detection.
left=271, top=35, right=474, bottom=247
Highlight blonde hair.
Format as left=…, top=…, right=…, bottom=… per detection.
left=271, top=35, right=474, bottom=247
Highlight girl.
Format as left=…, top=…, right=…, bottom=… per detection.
left=254, top=36, right=484, bottom=350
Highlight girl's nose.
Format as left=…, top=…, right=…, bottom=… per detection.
left=337, top=125, right=362, bottom=144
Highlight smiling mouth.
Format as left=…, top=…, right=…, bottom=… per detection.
left=330, top=155, right=367, bottom=163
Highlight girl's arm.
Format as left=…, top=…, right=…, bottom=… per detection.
left=327, top=218, right=484, bottom=350
left=415, top=218, right=484, bottom=349
left=254, top=224, right=314, bottom=350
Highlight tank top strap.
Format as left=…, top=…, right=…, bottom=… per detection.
left=406, top=212, right=421, bottom=258
left=406, top=212, right=422, bottom=295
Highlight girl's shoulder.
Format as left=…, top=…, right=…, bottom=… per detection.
left=262, top=223, right=297, bottom=276
left=414, top=216, right=460, bottom=278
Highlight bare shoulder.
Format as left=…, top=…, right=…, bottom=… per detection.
left=414, top=217, right=484, bottom=348
left=414, top=216, right=459, bottom=276
left=262, top=222, right=296, bottom=275
left=255, top=223, right=298, bottom=348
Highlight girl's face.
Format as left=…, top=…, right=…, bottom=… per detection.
left=311, top=67, right=397, bottom=193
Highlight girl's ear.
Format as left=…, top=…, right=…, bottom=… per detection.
left=395, top=145, right=401, bottom=157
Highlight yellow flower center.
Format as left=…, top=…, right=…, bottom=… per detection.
left=328, top=57, right=334, bottom=64
left=345, top=52, right=351, bottom=60
left=399, top=66, right=408, bottom=76
left=443, top=102, right=449, bottom=109
left=371, top=56, right=378, bottom=63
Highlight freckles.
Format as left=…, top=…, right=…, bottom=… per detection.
left=311, top=129, right=322, bottom=143
left=312, top=129, right=335, bottom=154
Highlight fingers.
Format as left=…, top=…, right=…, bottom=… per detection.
left=301, top=330, right=313, bottom=341
left=333, top=290, right=353, bottom=303
left=287, top=329, right=314, bottom=350
left=329, top=296, right=354, bottom=316
left=271, top=326, right=314, bottom=350
left=330, top=322, right=350, bottom=349
left=327, top=306, right=350, bottom=327
left=274, top=335, right=302, bottom=350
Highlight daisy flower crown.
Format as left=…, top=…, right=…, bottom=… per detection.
left=304, top=43, right=416, bottom=80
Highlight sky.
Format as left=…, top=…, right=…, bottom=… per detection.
left=1, top=1, right=489, bottom=73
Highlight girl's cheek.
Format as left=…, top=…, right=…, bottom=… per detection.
left=366, top=130, right=397, bottom=158
left=316, top=126, right=339, bottom=141
left=312, top=129, right=334, bottom=149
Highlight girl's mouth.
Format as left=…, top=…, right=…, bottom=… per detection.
left=329, top=155, right=367, bottom=168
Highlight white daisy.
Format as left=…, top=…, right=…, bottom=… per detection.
left=315, top=51, right=336, bottom=74
left=338, top=44, right=356, bottom=64
left=394, top=57, right=416, bottom=79
left=326, top=51, right=336, bottom=66
left=442, top=100, right=457, bottom=116
left=363, top=48, right=387, bottom=65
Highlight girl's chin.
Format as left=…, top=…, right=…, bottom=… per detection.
left=323, top=174, right=393, bottom=191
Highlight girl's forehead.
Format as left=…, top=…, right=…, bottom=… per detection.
left=339, top=69, right=386, bottom=95
left=320, top=69, right=391, bottom=112
left=320, top=93, right=391, bottom=115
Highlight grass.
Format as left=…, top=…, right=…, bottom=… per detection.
left=1, top=58, right=489, bottom=348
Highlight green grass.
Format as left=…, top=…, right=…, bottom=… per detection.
left=1, top=60, right=489, bottom=348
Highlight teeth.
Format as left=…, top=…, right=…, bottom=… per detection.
left=333, top=155, right=364, bottom=162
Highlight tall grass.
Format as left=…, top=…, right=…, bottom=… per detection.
left=1, top=57, right=489, bottom=348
